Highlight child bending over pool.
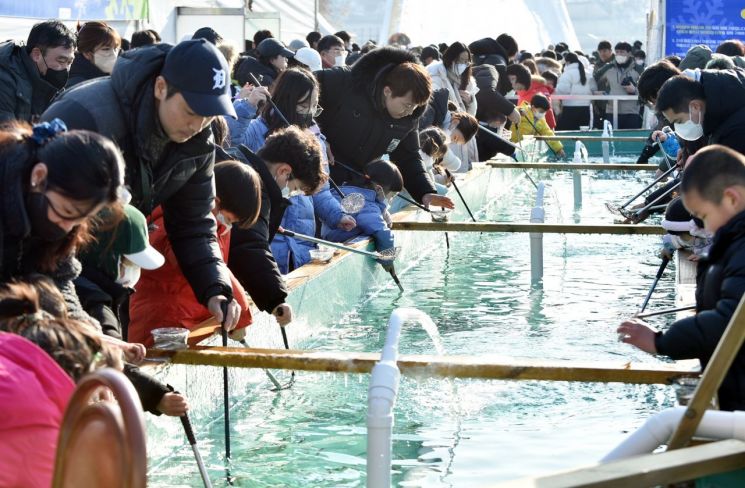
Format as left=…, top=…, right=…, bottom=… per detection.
left=511, top=93, right=566, bottom=159
left=322, top=159, right=403, bottom=256
left=618, top=145, right=745, bottom=411
left=128, top=160, right=261, bottom=346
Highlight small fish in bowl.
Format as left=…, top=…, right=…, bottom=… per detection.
left=310, top=247, right=334, bottom=264
left=430, top=208, right=452, bottom=223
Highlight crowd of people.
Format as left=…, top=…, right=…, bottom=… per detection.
left=2, top=16, right=745, bottom=485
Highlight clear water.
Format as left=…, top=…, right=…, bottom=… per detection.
left=148, top=166, right=681, bottom=487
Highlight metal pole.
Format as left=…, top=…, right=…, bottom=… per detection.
left=573, top=170, right=582, bottom=208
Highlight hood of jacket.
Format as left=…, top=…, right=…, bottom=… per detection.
left=0, top=41, right=28, bottom=80
left=468, top=38, right=508, bottom=61
left=350, top=47, right=426, bottom=119
left=701, top=69, right=745, bottom=135
left=0, top=141, right=33, bottom=241
left=472, top=64, right=500, bottom=92
left=235, top=55, right=277, bottom=87
left=110, top=43, right=170, bottom=118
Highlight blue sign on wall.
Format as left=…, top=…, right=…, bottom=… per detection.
left=0, top=0, right=148, bottom=21
left=666, top=0, right=745, bottom=57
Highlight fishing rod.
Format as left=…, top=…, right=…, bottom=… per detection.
left=219, top=301, right=233, bottom=485
left=631, top=181, right=681, bottom=219
left=444, top=169, right=476, bottom=222
left=237, top=339, right=284, bottom=390
left=275, top=307, right=296, bottom=385
left=616, top=158, right=678, bottom=211
left=278, top=229, right=396, bottom=260
left=178, top=404, right=213, bottom=488
left=638, top=255, right=671, bottom=314
left=636, top=304, right=695, bottom=319
left=247, top=72, right=347, bottom=200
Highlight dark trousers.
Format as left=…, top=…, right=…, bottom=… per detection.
left=556, top=106, right=591, bottom=130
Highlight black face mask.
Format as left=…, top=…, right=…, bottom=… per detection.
left=26, top=192, right=70, bottom=241
left=295, top=112, right=314, bottom=128
left=40, top=56, right=69, bottom=90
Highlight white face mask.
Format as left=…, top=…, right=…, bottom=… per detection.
left=454, top=63, right=468, bottom=75
left=216, top=211, right=232, bottom=231
left=635, top=59, right=645, bottom=66
left=116, top=259, right=141, bottom=288
left=419, top=149, right=434, bottom=171
left=93, top=50, right=117, bottom=74
left=533, top=110, right=546, bottom=120
left=615, top=55, right=628, bottom=65
left=335, top=55, right=346, bottom=67
left=675, top=107, right=704, bottom=141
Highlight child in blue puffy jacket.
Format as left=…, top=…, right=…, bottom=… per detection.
left=322, top=159, right=403, bottom=253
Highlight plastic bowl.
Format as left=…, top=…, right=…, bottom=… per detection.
left=151, top=327, right=189, bottom=350
left=430, top=208, right=452, bottom=222
left=310, top=248, right=334, bottom=264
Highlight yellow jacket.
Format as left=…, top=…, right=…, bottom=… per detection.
left=510, top=101, right=563, bottom=154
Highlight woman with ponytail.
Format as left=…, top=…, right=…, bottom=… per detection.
left=555, top=52, right=598, bottom=130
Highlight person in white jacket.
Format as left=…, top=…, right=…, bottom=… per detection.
left=555, top=52, right=598, bottom=130
left=427, top=42, right=480, bottom=170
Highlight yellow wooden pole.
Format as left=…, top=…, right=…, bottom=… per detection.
left=535, top=135, right=648, bottom=142
left=487, top=162, right=658, bottom=171
left=147, top=348, right=697, bottom=384
left=391, top=221, right=665, bottom=235
left=667, top=294, right=745, bottom=450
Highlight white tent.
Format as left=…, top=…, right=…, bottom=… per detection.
left=395, top=0, right=580, bottom=51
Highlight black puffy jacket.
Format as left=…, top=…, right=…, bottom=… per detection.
left=42, top=44, right=232, bottom=305
left=315, top=47, right=437, bottom=203
left=0, top=41, right=59, bottom=123
left=218, top=146, right=289, bottom=313
left=700, top=69, right=745, bottom=154
left=656, top=210, right=745, bottom=410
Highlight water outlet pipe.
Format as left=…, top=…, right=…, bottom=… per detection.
left=530, top=182, right=545, bottom=284
left=572, top=141, right=587, bottom=208
left=602, top=407, right=745, bottom=462
left=602, top=120, right=612, bottom=163
left=367, top=308, right=406, bottom=488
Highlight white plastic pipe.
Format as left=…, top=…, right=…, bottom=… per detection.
left=572, top=141, right=587, bottom=208
left=602, top=407, right=745, bottom=462
left=530, top=182, right=545, bottom=284
left=602, top=120, right=612, bottom=163
left=367, top=309, right=405, bottom=488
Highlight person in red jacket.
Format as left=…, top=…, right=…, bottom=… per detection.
left=129, top=160, right=262, bottom=346
left=507, top=63, right=557, bottom=129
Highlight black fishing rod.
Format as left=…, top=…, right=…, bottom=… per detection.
left=638, top=255, right=671, bottom=314
left=617, top=161, right=678, bottom=211
left=219, top=301, right=233, bottom=485
left=178, top=405, right=213, bottom=488
left=444, top=169, right=476, bottom=222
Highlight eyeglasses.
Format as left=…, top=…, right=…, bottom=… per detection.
left=297, top=105, right=324, bottom=117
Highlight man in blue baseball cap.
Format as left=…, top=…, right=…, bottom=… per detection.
left=43, top=38, right=243, bottom=330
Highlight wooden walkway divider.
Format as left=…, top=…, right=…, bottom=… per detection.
left=391, top=221, right=665, bottom=235
left=147, top=348, right=698, bottom=384
left=535, top=135, right=648, bottom=142
left=488, top=161, right=658, bottom=171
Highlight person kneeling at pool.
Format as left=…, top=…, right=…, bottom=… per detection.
left=618, top=145, right=745, bottom=411
left=322, top=159, right=402, bottom=266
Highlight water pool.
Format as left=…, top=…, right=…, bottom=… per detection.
left=146, top=165, right=682, bottom=487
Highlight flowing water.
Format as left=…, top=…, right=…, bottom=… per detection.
left=147, top=164, right=680, bottom=487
